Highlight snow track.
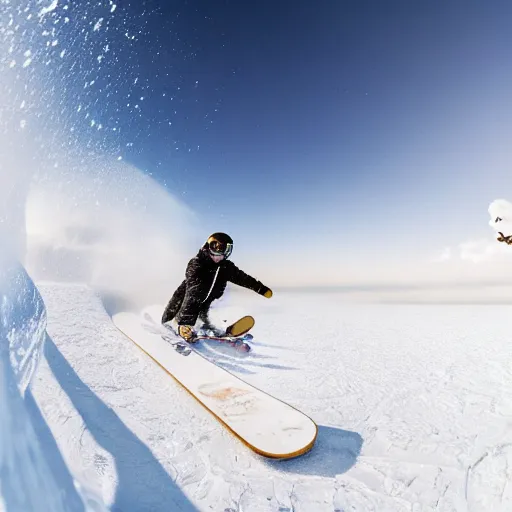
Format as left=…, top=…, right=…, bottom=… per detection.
left=30, top=284, right=512, bottom=511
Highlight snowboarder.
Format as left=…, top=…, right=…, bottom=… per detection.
left=162, top=232, right=272, bottom=341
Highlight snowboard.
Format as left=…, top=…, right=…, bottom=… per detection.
left=149, top=312, right=253, bottom=354
left=224, top=315, right=254, bottom=337
left=194, top=315, right=255, bottom=353
left=195, top=332, right=252, bottom=353
left=112, top=310, right=318, bottom=459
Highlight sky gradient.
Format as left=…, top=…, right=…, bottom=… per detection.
left=121, top=0, right=512, bottom=286
left=3, top=0, right=512, bottom=293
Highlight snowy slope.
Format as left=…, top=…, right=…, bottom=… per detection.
left=29, top=283, right=512, bottom=511
left=0, top=257, right=106, bottom=512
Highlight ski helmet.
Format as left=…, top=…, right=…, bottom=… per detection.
left=205, top=232, right=233, bottom=258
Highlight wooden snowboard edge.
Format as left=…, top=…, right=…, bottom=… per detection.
left=114, top=322, right=318, bottom=459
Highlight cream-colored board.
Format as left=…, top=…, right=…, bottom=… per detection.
left=112, top=311, right=317, bottom=458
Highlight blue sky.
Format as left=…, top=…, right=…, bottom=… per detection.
left=119, top=0, right=512, bottom=285
left=6, top=0, right=512, bottom=289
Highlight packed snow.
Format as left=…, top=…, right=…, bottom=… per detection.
left=0, top=254, right=106, bottom=512
left=2, top=274, right=510, bottom=511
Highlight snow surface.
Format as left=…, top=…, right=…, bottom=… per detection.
left=24, top=282, right=512, bottom=511
left=0, top=255, right=106, bottom=512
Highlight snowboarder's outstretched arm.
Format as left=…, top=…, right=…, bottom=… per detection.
left=225, top=261, right=273, bottom=298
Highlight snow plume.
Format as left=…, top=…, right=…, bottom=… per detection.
left=0, top=130, right=31, bottom=260
left=489, top=199, right=512, bottom=239
left=428, top=198, right=512, bottom=266
left=1, top=1, right=199, bottom=311
left=25, top=157, right=198, bottom=312
left=0, top=2, right=40, bottom=261
left=0, top=252, right=106, bottom=511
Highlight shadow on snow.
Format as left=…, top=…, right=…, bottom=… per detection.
left=266, top=425, right=363, bottom=478
left=40, top=336, right=198, bottom=512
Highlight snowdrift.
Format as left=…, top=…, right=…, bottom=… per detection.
left=0, top=254, right=106, bottom=512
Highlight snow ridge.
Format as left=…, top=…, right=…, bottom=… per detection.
left=0, top=255, right=107, bottom=512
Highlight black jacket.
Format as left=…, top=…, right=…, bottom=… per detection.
left=174, top=247, right=268, bottom=325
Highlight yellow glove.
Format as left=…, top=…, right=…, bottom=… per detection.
left=178, top=325, right=196, bottom=342
left=264, top=289, right=273, bottom=298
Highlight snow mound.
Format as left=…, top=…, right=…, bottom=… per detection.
left=0, top=254, right=107, bottom=511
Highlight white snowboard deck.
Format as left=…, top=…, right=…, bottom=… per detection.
left=112, top=310, right=318, bottom=459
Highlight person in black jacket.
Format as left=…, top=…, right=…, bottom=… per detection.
left=162, top=232, right=272, bottom=341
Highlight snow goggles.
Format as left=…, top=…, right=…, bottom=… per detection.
left=208, top=240, right=233, bottom=258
